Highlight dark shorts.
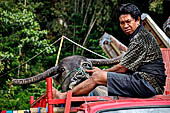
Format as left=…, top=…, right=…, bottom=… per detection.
left=107, top=72, right=157, bottom=98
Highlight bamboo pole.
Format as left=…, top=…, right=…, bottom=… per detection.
left=81, top=18, right=97, bottom=55
left=55, top=36, right=64, bottom=66
left=82, top=0, right=92, bottom=25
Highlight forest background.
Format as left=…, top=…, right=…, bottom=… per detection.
left=0, top=0, right=169, bottom=110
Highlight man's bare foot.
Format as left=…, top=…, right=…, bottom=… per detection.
left=52, top=87, right=67, bottom=99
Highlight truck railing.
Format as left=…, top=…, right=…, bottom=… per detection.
left=30, top=77, right=117, bottom=113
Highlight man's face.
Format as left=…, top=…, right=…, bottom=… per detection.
left=119, top=14, right=140, bottom=35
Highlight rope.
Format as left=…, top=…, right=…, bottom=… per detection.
left=0, top=38, right=61, bottom=78
left=83, top=96, right=88, bottom=112
left=60, top=69, right=77, bottom=88
left=63, top=36, right=108, bottom=59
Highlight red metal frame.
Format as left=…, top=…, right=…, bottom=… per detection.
left=30, top=48, right=170, bottom=113
left=30, top=92, right=47, bottom=108
left=30, top=77, right=170, bottom=113
left=30, top=77, right=116, bottom=113
left=161, top=48, right=170, bottom=95
left=47, top=77, right=53, bottom=113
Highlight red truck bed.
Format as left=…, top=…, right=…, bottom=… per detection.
left=30, top=48, right=170, bottom=113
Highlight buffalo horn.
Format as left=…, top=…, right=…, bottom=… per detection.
left=12, top=66, right=58, bottom=85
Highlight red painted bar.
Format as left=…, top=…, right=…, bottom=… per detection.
left=161, top=48, right=170, bottom=95
left=30, top=96, right=34, bottom=106
left=42, top=96, right=47, bottom=108
left=71, top=96, right=115, bottom=101
left=65, top=91, right=72, bottom=113
left=47, top=77, right=53, bottom=113
left=48, top=96, right=115, bottom=105
left=30, top=92, right=47, bottom=108
left=48, top=99, right=66, bottom=104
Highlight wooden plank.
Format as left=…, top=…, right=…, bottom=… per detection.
left=100, top=32, right=127, bottom=58
left=141, top=13, right=170, bottom=48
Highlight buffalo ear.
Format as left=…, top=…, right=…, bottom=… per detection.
left=52, top=73, right=59, bottom=82
left=52, top=74, right=60, bottom=86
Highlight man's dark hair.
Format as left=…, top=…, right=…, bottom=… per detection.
left=119, top=3, right=141, bottom=20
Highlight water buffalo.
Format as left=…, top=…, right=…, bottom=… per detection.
left=12, top=55, right=121, bottom=96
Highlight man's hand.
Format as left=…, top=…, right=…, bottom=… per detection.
left=103, top=64, right=128, bottom=73
left=85, top=67, right=101, bottom=73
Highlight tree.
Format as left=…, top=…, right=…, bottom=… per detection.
left=0, top=1, right=56, bottom=109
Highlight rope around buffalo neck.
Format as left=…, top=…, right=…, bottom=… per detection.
left=60, top=69, right=78, bottom=88
left=60, top=61, right=93, bottom=91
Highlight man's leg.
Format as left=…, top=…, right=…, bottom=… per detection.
left=53, top=70, right=107, bottom=99
left=107, top=72, right=157, bottom=97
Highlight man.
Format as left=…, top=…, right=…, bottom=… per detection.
left=53, top=3, right=166, bottom=98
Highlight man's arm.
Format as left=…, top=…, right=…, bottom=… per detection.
left=103, top=64, right=128, bottom=73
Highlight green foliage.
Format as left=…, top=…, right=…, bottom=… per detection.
left=0, top=1, right=56, bottom=110
left=149, top=0, right=163, bottom=14
left=0, top=80, right=46, bottom=110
